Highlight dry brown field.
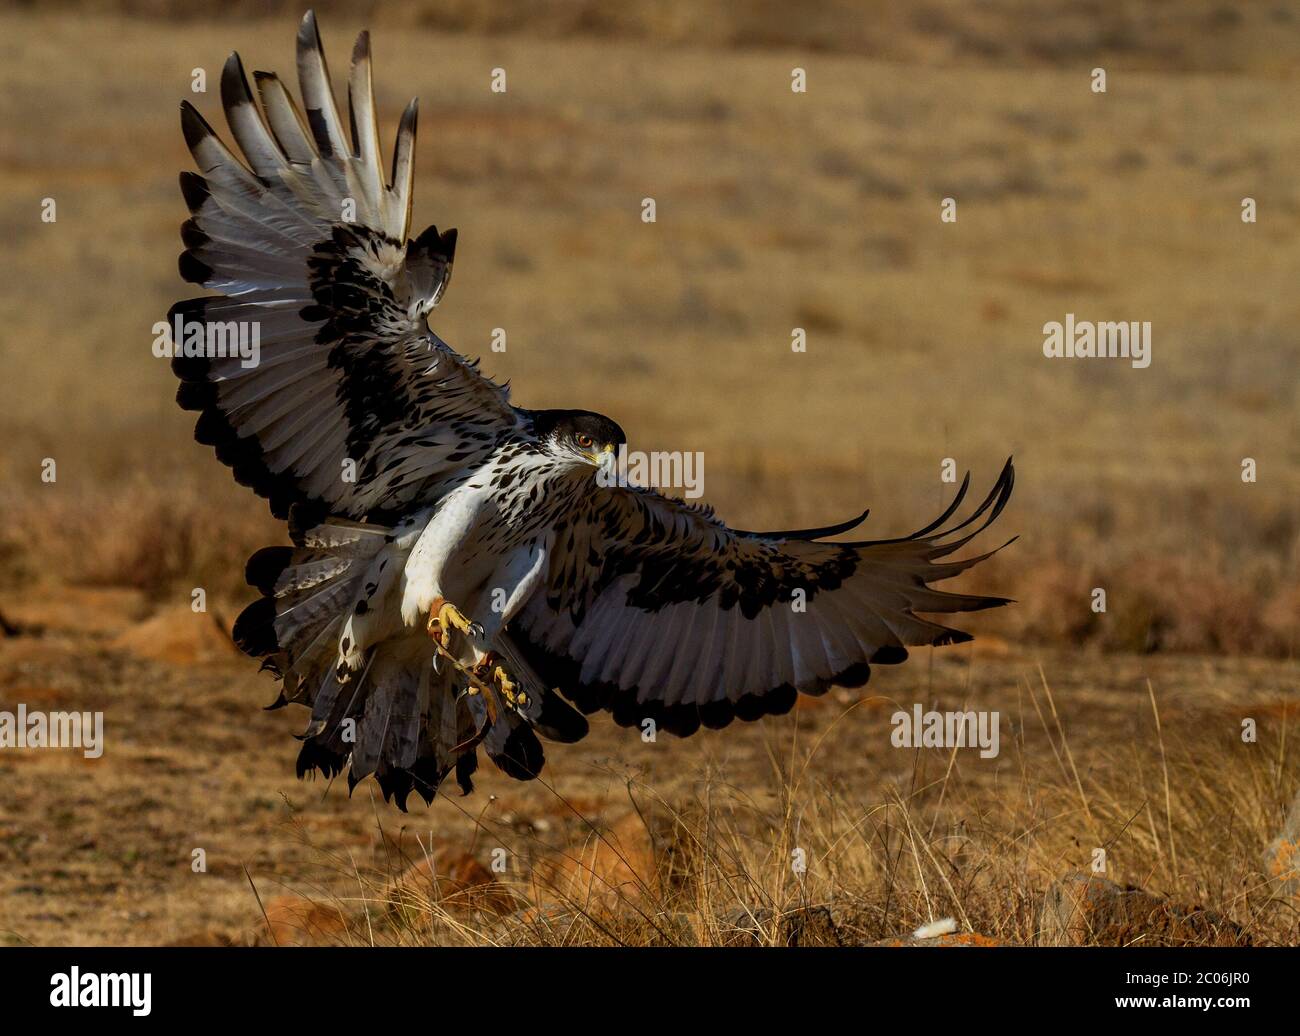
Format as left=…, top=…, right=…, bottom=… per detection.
left=0, top=4, right=1296, bottom=946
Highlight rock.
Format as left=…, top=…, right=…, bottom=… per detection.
left=1039, top=873, right=1249, bottom=946
left=258, top=895, right=350, bottom=946
left=870, top=931, right=1010, bottom=947
left=388, top=848, right=516, bottom=917
left=1263, top=791, right=1300, bottom=897
left=109, top=605, right=241, bottom=664
left=530, top=811, right=659, bottom=915
left=1264, top=837, right=1299, bottom=893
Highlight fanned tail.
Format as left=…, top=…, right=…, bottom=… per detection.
left=233, top=507, right=575, bottom=810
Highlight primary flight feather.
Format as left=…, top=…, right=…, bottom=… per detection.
left=170, top=10, right=1016, bottom=810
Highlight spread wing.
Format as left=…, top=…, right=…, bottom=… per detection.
left=512, top=460, right=1016, bottom=734
left=171, top=12, right=519, bottom=522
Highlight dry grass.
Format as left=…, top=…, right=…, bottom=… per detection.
left=5, top=476, right=1295, bottom=657
left=1, top=9, right=1295, bottom=654
left=1, top=480, right=279, bottom=602
left=2, top=589, right=1297, bottom=944
left=242, top=672, right=1300, bottom=946
left=33, top=0, right=1300, bottom=76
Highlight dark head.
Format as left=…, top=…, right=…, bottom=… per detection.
left=527, top=408, right=626, bottom=470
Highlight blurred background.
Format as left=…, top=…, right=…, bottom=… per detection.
left=0, top=2, right=1296, bottom=947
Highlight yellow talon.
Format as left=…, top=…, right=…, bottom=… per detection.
left=493, top=665, right=519, bottom=705
left=437, top=600, right=483, bottom=639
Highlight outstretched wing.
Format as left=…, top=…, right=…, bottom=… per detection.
left=512, top=460, right=1016, bottom=734
left=171, top=12, right=519, bottom=522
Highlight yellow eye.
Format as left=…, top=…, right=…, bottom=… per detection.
left=576, top=434, right=593, bottom=448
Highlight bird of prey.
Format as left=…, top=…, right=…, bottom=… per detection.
left=171, top=11, right=1015, bottom=810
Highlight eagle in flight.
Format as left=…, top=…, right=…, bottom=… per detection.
left=171, top=11, right=1015, bottom=810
